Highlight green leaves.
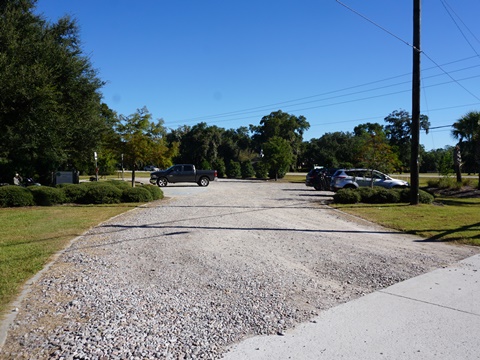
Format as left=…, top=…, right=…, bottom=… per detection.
left=0, top=1, right=105, bottom=182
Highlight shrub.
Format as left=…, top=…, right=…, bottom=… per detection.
left=29, top=186, right=66, bottom=206
left=57, top=183, right=88, bottom=203
left=396, top=188, right=411, bottom=203
left=438, top=177, right=461, bottom=189
left=211, top=158, right=225, bottom=178
left=200, top=160, right=211, bottom=170
left=122, top=187, right=153, bottom=203
left=241, top=161, right=255, bottom=179
left=0, top=186, right=35, bottom=207
left=144, top=185, right=164, bottom=200
left=333, top=188, right=361, bottom=204
left=226, top=160, right=241, bottom=178
left=268, top=167, right=287, bottom=179
left=357, top=187, right=376, bottom=203
left=79, top=183, right=122, bottom=204
left=254, top=161, right=268, bottom=179
left=418, top=189, right=434, bottom=204
left=108, top=180, right=132, bottom=190
left=369, top=188, right=401, bottom=204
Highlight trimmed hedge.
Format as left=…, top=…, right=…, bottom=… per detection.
left=29, top=186, right=66, bottom=206
left=144, top=185, right=164, bottom=200
left=0, top=186, right=35, bottom=207
left=79, top=183, right=122, bottom=204
left=333, top=188, right=361, bottom=204
left=56, top=183, right=88, bottom=203
left=122, top=187, right=153, bottom=203
left=333, top=187, right=434, bottom=205
left=1, top=181, right=165, bottom=207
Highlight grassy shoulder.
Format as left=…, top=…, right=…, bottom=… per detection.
left=0, top=205, right=135, bottom=315
left=331, top=197, right=480, bottom=246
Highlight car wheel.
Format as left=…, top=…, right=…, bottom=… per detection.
left=157, top=177, right=168, bottom=187
left=198, top=177, right=209, bottom=187
left=314, top=185, right=321, bottom=191
left=344, top=184, right=356, bottom=189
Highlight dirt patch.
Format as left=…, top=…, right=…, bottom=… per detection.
left=426, top=185, right=480, bottom=198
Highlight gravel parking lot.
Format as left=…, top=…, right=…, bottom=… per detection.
left=1, top=179, right=477, bottom=359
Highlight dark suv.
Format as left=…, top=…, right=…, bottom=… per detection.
left=330, top=168, right=409, bottom=192
left=305, top=167, right=338, bottom=191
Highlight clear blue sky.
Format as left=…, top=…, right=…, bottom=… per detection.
left=34, top=0, right=480, bottom=151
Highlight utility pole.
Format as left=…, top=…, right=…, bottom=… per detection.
left=410, top=0, right=421, bottom=205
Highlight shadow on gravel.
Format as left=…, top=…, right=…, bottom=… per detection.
left=68, top=219, right=403, bottom=252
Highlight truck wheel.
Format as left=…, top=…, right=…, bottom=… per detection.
left=198, top=177, right=209, bottom=187
left=157, top=177, right=168, bottom=187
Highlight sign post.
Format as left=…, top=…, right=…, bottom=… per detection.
left=94, top=151, right=98, bottom=181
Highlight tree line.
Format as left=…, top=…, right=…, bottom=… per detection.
left=1, top=0, right=479, bottom=185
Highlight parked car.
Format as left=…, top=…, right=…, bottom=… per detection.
left=150, top=164, right=217, bottom=187
left=330, top=169, right=409, bottom=192
left=144, top=165, right=160, bottom=171
left=305, top=167, right=338, bottom=191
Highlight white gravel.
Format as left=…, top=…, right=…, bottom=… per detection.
left=1, top=179, right=478, bottom=359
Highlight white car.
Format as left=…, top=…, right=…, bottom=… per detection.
left=330, top=169, right=409, bottom=192
left=143, top=165, right=159, bottom=171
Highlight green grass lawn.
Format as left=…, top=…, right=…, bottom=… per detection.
left=332, top=197, right=480, bottom=245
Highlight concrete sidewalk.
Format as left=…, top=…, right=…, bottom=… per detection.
left=222, top=254, right=480, bottom=360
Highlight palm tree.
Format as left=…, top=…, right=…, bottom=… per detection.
left=452, top=111, right=480, bottom=189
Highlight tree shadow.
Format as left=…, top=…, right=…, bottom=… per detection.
left=413, top=221, right=480, bottom=242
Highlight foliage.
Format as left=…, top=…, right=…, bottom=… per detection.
left=418, top=189, right=434, bottom=204
left=303, top=132, right=355, bottom=169
left=144, top=185, right=164, bottom=200
left=452, top=111, right=480, bottom=187
left=0, top=186, right=35, bottom=207
left=354, top=125, right=400, bottom=173
left=0, top=0, right=106, bottom=183
left=384, top=109, right=430, bottom=171
left=420, top=147, right=453, bottom=173
left=254, top=161, right=269, bottom=179
left=78, top=183, right=122, bottom=204
left=116, top=107, right=172, bottom=186
left=437, top=149, right=454, bottom=176
left=212, top=158, right=226, bottom=178
left=395, top=188, right=411, bottom=203
left=1, top=180, right=165, bottom=207
left=368, top=188, right=401, bottom=204
left=56, top=183, right=88, bottom=203
left=29, top=186, right=66, bottom=206
left=356, top=186, right=376, bottom=203
left=226, top=160, right=241, bottom=178
left=334, top=187, right=431, bottom=205
left=175, top=122, right=222, bottom=166
left=241, top=161, right=255, bottom=179
left=250, top=110, right=309, bottom=171
left=122, top=186, right=153, bottom=203
left=333, top=189, right=361, bottom=204
left=427, top=177, right=463, bottom=190
left=263, top=136, right=293, bottom=180
left=200, top=159, right=211, bottom=170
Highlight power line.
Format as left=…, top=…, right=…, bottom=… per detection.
left=335, top=0, right=417, bottom=50
left=441, top=0, right=480, bottom=56
left=173, top=56, right=480, bottom=124
left=334, top=1, right=480, bottom=102
left=164, top=73, right=480, bottom=129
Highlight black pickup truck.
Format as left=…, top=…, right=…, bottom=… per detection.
left=150, top=164, right=217, bottom=187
